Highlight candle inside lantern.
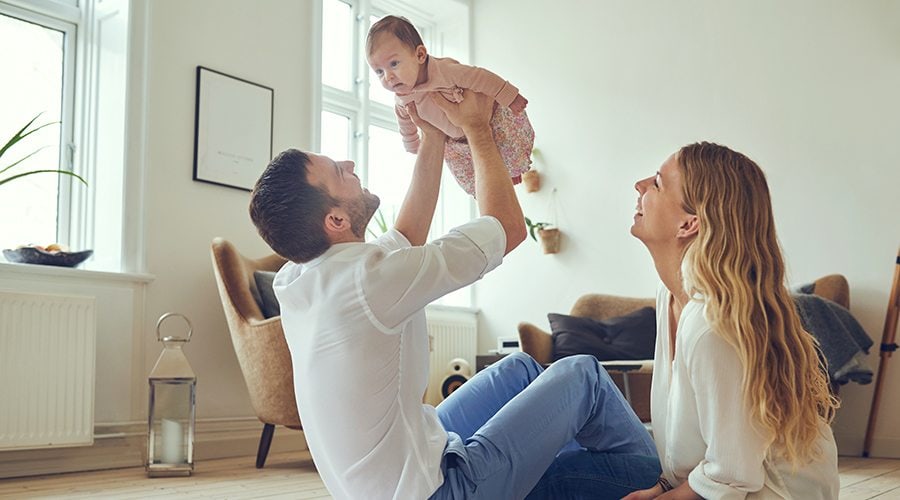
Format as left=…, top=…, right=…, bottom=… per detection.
left=161, top=418, right=184, bottom=464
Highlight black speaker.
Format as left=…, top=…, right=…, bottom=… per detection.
left=440, top=358, right=472, bottom=399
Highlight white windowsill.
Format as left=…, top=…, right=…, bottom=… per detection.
left=425, top=304, right=480, bottom=315
left=0, top=261, right=155, bottom=284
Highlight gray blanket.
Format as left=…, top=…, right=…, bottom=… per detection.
left=792, top=293, right=874, bottom=385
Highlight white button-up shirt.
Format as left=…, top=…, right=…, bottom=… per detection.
left=274, top=217, right=505, bottom=500
left=651, top=283, right=839, bottom=499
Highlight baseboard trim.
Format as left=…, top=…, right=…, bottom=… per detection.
left=867, top=437, right=900, bottom=459
left=0, top=418, right=307, bottom=479
left=834, top=431, right=900, bottom=459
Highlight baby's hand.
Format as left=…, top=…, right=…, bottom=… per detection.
left=509, top=94, right=528, bottom=114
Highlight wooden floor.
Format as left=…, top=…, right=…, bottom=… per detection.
left=840, top=457, right=900, bottom=499
left=0, top=451, right=327, bottom=499
left=1, top=452, right=899, bottom=499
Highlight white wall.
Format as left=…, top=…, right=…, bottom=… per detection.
left=139, top=0, right=315, bottom=420
left=470, top=0, right=900, bottom=456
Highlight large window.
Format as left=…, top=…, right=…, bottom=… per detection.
left=319, top=0, right=473, bottom=307
left=0, top=4, right=76, bottom=253
left=0, top=0, right=129, bottom=272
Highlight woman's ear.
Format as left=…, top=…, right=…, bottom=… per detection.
left=677, top=215, right=700, bottom=239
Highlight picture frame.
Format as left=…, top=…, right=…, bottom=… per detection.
left=193, top=66, right=273, bottom=191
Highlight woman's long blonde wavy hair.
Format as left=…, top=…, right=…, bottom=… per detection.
left=678, top=142, right=839, bottom=467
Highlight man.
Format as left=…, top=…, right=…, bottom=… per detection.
left=249, top=91, right=658, bottom=499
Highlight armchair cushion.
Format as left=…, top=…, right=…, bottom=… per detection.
left=254, top=270, right=280, bottom=319
left=550, top=307, right=656, bottom=362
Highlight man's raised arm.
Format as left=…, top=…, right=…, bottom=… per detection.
left=432, top=91, right=526, bottom=255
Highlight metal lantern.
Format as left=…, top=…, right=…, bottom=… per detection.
left=147, top=312, right=196, bottom=477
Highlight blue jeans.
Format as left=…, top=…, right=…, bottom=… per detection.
left=428, top=352, right=660, bottom=500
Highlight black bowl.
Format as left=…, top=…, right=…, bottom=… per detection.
left=3, top=247, right=93, bottom=268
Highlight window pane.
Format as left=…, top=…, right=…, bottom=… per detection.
left=322, top=0, right=352, bottom=91
left=368, top=73, right=396, bottom=106
left=435, top=173, right=473, bottom=237
left=321, top=111, right=350, bottom=161
left=0, top=14, right=65, bottom=252
left=366, top=125, right=413, bottom=233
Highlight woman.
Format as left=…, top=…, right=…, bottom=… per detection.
left=624, top=142, right=840, bottom=499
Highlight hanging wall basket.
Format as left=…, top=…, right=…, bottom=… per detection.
left=538, top=227, right=561, bottom=254
left=522, top=170, right=541, bottom=193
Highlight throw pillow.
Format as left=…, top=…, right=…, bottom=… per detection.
left=253, top=270, right=280, bottom=318
left=550, top=307, right=656, bottom=362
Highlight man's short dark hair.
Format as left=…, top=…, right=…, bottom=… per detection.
left=249, top=149, right=338, bottom=263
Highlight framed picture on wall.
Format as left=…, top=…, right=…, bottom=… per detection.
left=193, top=66, right=273, bottom=191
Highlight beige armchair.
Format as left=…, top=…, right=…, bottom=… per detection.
left=517, top=274, right=851, bottom=423
left=210, top=238, right=302, bottom=468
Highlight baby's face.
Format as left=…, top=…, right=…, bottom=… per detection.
left=367, top=33, right=427, bottom=94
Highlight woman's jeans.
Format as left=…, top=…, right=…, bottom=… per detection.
left=428, top=352, right=660, bottom=500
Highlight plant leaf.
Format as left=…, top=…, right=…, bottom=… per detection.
left=524, top=216, right=537, bottom=241
left=0, top=115, right=57, bottom=159
left=0, top=169, right=87, bottom=187
left=0, top=114, right=40, bottom=159
left=375, top=209, right=387, bottom=232
left=0, top=146, right=49, bottom=176
left=366, top=208, right=390, bottom=239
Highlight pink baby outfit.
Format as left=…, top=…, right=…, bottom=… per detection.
left=394, top=55, right=534, bottom=196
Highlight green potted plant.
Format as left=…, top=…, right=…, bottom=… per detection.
left=0, top=114, right=86, bottom=187
left=1, top=114, right=90, bottom=266
left=524, top=216, right=560, bottom=254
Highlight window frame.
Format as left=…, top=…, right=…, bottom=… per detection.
left=1, top=0, right=132, bottom=273
left=0, top=0, right=79, bottom=248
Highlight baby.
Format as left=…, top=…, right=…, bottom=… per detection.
left=366, top=15, right=534, bottom=196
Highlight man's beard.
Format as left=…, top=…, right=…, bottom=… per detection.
left=345, top=191, right=380, bottom=239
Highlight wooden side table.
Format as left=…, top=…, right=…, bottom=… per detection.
left=475, top=353, right=508, bottom=372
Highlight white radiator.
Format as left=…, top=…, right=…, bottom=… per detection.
left=425, top=307, right=477, bottom=406
left=0, top=291, right=96, bottom=450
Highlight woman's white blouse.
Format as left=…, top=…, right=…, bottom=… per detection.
left=650, top=283, right=839, bottom=499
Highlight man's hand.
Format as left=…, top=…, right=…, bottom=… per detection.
left=430, top=89, right=494, bottom=134
left=509, top=93, right=528, bottom=114
left=406, top=102, right=446, bottom=143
